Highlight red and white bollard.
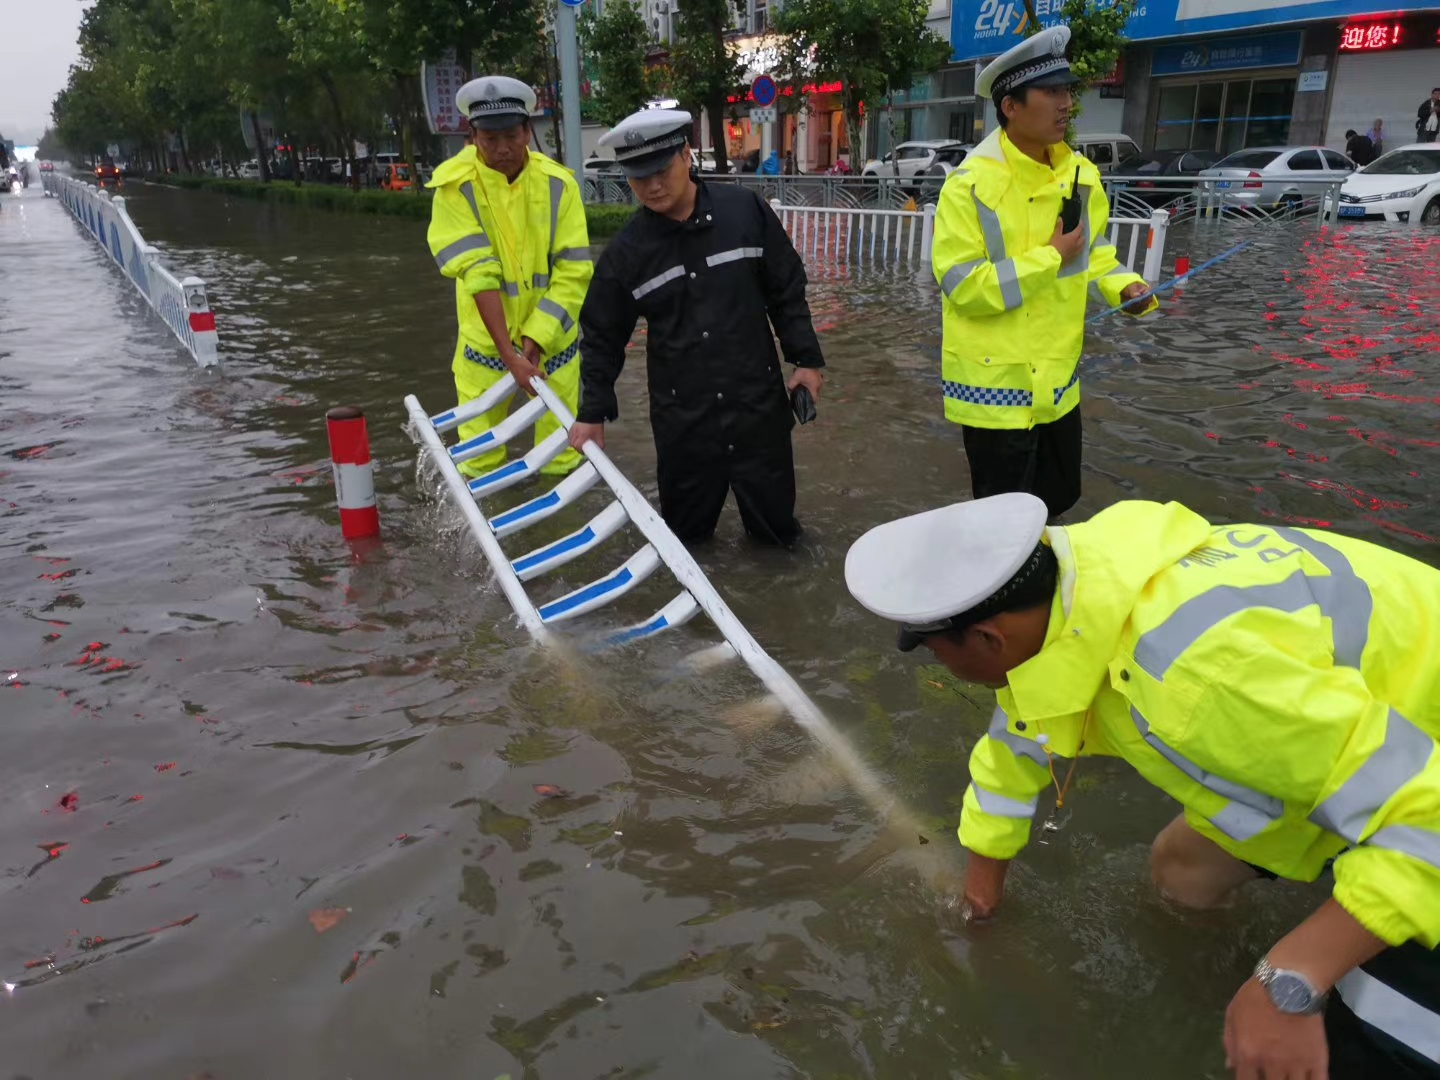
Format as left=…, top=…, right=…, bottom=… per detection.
left=326, top=406, right=380, bottom=540
left=1175, top=255, right=1192, bottom=278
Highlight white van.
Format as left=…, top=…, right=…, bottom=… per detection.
left=1071, top=133, right=1140, bottom=175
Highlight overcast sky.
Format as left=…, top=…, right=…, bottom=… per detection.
left=0, top=0, right=86, bottom=144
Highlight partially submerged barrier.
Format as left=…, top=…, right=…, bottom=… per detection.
left=404, top=377, right=917, bottom=829
left=41, top=173, right=219, bottom=366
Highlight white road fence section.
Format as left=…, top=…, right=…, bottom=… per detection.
left=769, top=199, right=1168, bottom=282
left=403, top=377, right=903, bottom=821
left=41, top=173, right=219, bottom=367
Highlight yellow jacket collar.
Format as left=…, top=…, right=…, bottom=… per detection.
left=426, top=146, right=531, bottom=189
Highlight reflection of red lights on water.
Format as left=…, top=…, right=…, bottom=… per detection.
left=1278, top=473, right=1410, bottom=513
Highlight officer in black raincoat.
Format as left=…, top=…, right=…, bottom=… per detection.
left=568, top=108, right=825, bottom=547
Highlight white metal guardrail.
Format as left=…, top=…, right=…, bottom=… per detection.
left=41, top=172, right=219, bottom=367
left=1104, top=175, right=1343, bottom=231
left=403, top=377, right=908, bottom=823
left=770, top=198, right=1167, bottom=280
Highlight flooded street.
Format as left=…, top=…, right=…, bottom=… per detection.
left=2, top=180, right=1437, bottom=1079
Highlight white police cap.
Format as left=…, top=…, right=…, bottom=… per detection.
left=599, top=108, right=694, bottom=178
left=457, top=76, right=537, bottom=130
left=977, top=26, right=1080, bottom=103
left=845, top=494, right=1049, bottom=643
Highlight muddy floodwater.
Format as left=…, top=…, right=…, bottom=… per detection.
left=2, top=180, right=1437, bottom=1079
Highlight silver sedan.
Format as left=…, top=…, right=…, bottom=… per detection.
left=1199, top=146, right=1355, bottom=212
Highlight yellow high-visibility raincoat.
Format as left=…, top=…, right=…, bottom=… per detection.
left=426, top=146, right=592, bottom=476
left=931, top=129, right=1155, bottom=431
left=961, top=500, right=1440, bottom=949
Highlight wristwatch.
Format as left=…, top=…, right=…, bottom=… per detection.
left=1253, top=957, right=1327, bottom=1015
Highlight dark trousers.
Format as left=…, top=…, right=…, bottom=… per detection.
left=960, top=406, right=1083, bottom=520
left=1326, top=941, right=1440, bottom=1079
left=656, top=438, right=799, bottom=546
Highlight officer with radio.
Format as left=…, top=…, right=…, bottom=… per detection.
left=931, top=26, right=1157, bottom=521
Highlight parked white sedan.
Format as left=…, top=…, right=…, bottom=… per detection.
left=862, top=140, right=970, bottom=179
left=1334, top=144, right=1440, bottom=225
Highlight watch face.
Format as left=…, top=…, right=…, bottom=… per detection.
left=1268, top=973, right=1317, bottom=1014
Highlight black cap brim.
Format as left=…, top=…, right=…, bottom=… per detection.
left=618, top=146, right=684, bottom=179
left=471, top=113, right=529, bottom=132
left=1021, top=69, right=1082, bottom=90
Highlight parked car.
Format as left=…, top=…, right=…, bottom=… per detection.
left=237, top=159, right=261, bottom=180
left=1073, top=133, right=1141, bottom=175
left=694, top=148, right=732, bottom=174
left=862, top=140, right=970, bottom=179
left=94, top=158, right=122, bottom=188
left=1199, top=146, right=1355, bottom=212
left=379, top=163, right=413, bottom=192
left=1114, top=149, right=1221, bottom=205
left=38, top=160, right=54, bottom=173
left=1333, top=144, right=1440, bottom=225
left=584, top=157, right=624, bottom=180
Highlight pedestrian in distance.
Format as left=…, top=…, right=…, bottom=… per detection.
left=426, top=75, right=592, bottom=479
left=1418, top=88, right=1440, bottom=143
left=569, top=107, right=825, bottom=548
left=845, top=493, right=1440, bottom=1080
left=1345, top=129, right=1374, bottom=167
left=1369, top=117, right=1384, bottom=158
left=931, top=26, right=1157, bottom=524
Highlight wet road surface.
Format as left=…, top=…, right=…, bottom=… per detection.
left=2, top=179, right=1438, bottom=1079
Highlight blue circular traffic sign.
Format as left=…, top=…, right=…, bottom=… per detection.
left=751, top=75, right=777, bottom=108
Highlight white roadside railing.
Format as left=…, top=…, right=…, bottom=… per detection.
left=41, top=172, right=219, bottom=367
left=770, top=198, right=1167, bottom=282
left=403, top=377, right=913, bottom=826
left=771, top=200, right=936, bottom=266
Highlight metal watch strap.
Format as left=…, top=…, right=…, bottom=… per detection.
left=1254, top=957, right=1327, bottom=1016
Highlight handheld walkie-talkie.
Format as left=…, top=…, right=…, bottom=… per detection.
left=1060, top=165, right=1082, bottom=232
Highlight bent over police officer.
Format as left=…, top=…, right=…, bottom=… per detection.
left=568, top=108, right=824, bottom=547
left=933, top=27, right=1156, bottom=521
left=426, top=76, right=592, bottom=479
left=846, top=495, right=1440, bottom=1079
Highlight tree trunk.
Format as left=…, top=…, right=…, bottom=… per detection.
left=706, top=90, right=729, bottom=174
left=396, top=73, right=420, bottom=194
left=249, top=112, right=270, bottom=182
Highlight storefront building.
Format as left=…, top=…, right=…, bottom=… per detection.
left=950, top=0, right=1440, bottom=156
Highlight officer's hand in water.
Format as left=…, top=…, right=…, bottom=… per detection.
left=569, top=421, right=605, bottom=452
left=1049, top=216, right=1086, bottom=265
left=1120, top=282, right=1155, bottom=316
left=786, top=366, right=824, bottom=402
left=504, top=338, right=545, bottom=395
left=1224, top=975, right=1329, bottom=1080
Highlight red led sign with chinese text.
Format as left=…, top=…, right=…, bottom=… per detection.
left=1339, top=22, right=1402, bottom=51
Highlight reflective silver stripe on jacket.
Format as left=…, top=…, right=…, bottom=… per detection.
left=1275, top=527, right=1371, bottom=669
left=941, top=259, right=983, bottom=297
left=1309, top=708, right=1432, bottom=843
left=537, top=296, right=574, bottom=333
left=460, top=181, right=482, bottom=225
left=633, top=265, right=685, bottom=300
left=1056, top=184, right=1091, bottom=280
left=706, top=246, right=764, bottom=267
left=972, top=190, right=1022, bottom=311
left=1130, top=706, right=1283, bottom=841
left=532, top=273, right=550, bottom=289
left=1336, top=967, right=1440, bottom=1062
left=1367, top=824, right=1440, bottom=870
left=988, top=705, right=1053, bottom=769
left=1135, top=528, right=1372, bottom=681
left=552, top=247, right=591, bottom=262
left=501, top=281, right=520, bottom=298
left=970, top=782, right=1039, bottom=819
left=434, top=233, right=491, bottom=269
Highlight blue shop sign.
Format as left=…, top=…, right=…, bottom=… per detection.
left=952, top=0, right=1440, bottom=62
left=1150, top=31, right=1302, bottom=75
